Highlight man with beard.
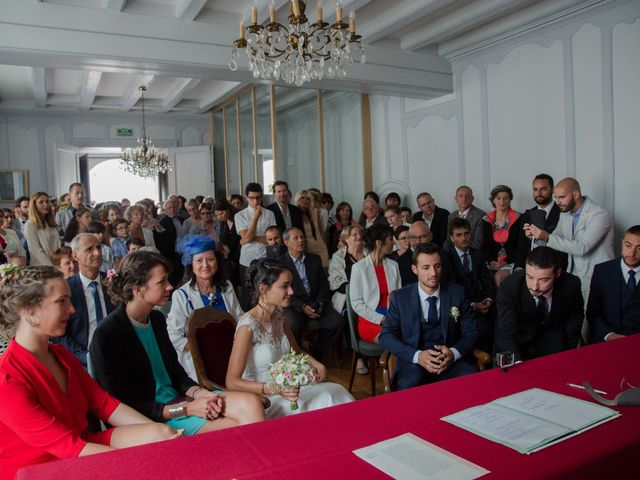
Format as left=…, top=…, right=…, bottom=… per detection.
left=587, top=225, right=640, bottom=343
left=495, top=246, right=583, bottom=362
left=523, top=177, right=613, bottom=310
left=516, top=174, right=566, bottom=269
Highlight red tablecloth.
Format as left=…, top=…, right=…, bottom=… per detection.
left=18, top=335, right=640, bottom=479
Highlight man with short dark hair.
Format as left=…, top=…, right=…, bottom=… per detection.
left=587, top=225, right=640, bottom=343
left=395, top=221, right=432, bottom=286
left=157, top=198, right=184, bottom=286
left=266, top=180, right=303, bottom=232
left=495, top=246, right=583, bottom=362
left=446, top=218, right=496, bottom=353
left=516, top=174, right=566, bottom=269
left=52, top=233, right=114, bottom=367
left=55, top=182, right=97, bottom=235
left=384, top=206, right=409, bottom=232
left=13, top=196, right=30, bottom=233
left=412, top=192, right=450, bottom=247
left=380, top=243, right=478, bottom=390
left=279, top=227, right=342, bottom=362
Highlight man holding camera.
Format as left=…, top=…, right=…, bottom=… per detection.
left=280, top=227, right=342, bottom=363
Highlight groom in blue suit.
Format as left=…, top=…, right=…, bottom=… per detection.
left=380, top=243, right=478, bottom=390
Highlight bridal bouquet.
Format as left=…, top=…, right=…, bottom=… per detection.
left=268, top=349, right=321, bottom=411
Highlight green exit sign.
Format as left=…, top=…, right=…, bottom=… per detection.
left=117, top=128, right=133, bottom=137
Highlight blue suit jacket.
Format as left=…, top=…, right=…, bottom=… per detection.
left=587, top=258, right=640, bottom=343
left=379, top=282, right=478, bottom=367
left=52, top=272, right=114, bottom=367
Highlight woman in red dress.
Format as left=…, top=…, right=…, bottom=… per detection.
left=0, top=266, right=181, bottom=480
left=349, top=225, right=402, bottom=343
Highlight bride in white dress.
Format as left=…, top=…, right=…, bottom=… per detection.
left=226, top=259, right=354, bottom=418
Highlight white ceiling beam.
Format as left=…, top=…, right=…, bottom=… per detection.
left=160, top=78, right=202, bottom=113
left=401, top=0, right=532, bottom=51
left=120, top=74, right=154, bottom=112
left=197, top=81, right=244, bottom=114
left=358, top=0, right=455, bottom=44
left=79, top=71, right=102, bottom=111
left=104, top=0, right=127, bottom=12
left=31, top=67, right=47, bottom=108
left=176, top=0, right=207, bottom=21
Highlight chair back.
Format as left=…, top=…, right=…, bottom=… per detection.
left=187, top=307, right=237, bottom=390
left=345, top=285, right=360, bottom=353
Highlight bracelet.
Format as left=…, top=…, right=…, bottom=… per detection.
left=191, top=387, right=202, bottom=398
left=167, top=405, right=187, bottom=419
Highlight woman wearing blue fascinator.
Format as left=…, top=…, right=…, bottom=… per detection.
left=166, top=234, right=244, bottom=380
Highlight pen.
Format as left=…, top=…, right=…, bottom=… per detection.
left=567, top=383, right=607, bottom=395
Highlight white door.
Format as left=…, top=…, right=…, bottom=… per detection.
left=54, top=144, right=80, bottom=197
left=167, top=146, right=214, bottom=198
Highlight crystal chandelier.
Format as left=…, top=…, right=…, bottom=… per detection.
left=120, top=86, right=170, bottom=178
left=228, top=0, right=365, bottom=87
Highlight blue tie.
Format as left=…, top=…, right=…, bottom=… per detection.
left=89, top=281, right=104, bottom=322
left=628, top=270, right=637, bottom=295
left=427, top=296, right=438, bottom=324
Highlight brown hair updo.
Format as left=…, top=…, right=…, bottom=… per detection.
left=108, top=250, right=172, bottom=304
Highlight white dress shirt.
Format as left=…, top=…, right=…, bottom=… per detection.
left=79, top=271, right=107, bottom=344
left=235, top=206, right=277, bottom=267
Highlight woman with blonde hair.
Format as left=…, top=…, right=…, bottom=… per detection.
left=0, top=265, right=182, bottom=479
left=23, top=192, right=60, bottom=266
left=124, top=204, right=156, bottom=248
left=295, top=190, right=329, bottom=268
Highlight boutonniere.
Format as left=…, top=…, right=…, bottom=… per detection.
left=449, top=306, right=460, bottom=322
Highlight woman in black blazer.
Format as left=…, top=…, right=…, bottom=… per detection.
left=89, top=250, right=264, bottom=436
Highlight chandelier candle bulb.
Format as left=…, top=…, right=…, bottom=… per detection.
left=349, top=10, right=355, bottom=32
left=269, top=1, right=276, bottom=22
left=336, top=2, right=343, bottom=22
left=239, top=18, right=245, bottom=39
left=292, top=0, right=301, bottom=17
left=251, top=6, right=257, bottom=25
left=317, top=0, right=323, bottom=21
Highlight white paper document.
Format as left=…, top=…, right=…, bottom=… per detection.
left=353, top=433, right=489, bottom=480
left=442, top=388, right=620, bottom=454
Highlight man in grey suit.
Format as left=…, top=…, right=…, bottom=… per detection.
left=444, top=186, right=485, bottom=251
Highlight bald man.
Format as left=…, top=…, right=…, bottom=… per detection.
left=524, top=177, right=614, bottom=315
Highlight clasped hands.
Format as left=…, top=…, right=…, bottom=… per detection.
left=186, top=392, right=224, bottom=421
left=523, top=223, right=549, bottom=242
left=418, top=345, right=454, bottom=374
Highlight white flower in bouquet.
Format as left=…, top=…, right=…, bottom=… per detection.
left=268, top=349, right=321, bottom=410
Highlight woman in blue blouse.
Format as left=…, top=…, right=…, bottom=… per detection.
left=166, top=235, right=244, bottom=381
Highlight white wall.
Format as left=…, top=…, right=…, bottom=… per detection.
left=369, top=0, right=640, bottom=240
left=0, top=111, right=210, bottom=199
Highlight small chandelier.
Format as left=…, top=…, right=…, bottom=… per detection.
left=120, top=86, right=170, bottom=178
left=228, top=0, right=365, bottom=87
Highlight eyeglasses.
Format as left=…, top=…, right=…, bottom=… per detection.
left=408, top=234, right=430, bottom=241
left=247, top=195, right=262, bottom=201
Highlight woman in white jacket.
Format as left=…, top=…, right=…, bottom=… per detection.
left=349, top=224, right=400, bottom=344
left=166, top=235, right=243, bottom=381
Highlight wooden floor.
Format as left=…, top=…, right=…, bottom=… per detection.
left=324, top=343, right=387, bottom=399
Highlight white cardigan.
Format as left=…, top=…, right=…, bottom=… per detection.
left=349, top=256, right=401, bottom=325
left=166, top=280, right=243, bottom=381
left=23, top=220, right=60, bottom=266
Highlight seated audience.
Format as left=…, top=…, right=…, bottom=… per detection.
left=182, top=199, right=201, bottom=233
left=226, top=258, right=354, bottom=418
left=110, top=218, right=129, bottom=267
left=494, top=246, right=583, bottom=362
left=587, top=225, right=640, bottom=343
left=384, top=192, right=402, bottom=208
left=384, top=206, right=410, bottom=235
left=127, top=236, right=145, bottom=252
left=279, top=227, right=342, bottom=362
left=125, top=204, right=155, bottom=248
left=389, top=225, right=410, bottom=258
left=295, top=190, right=329, bottom=268
left=0, top=266, right=181, bottom=479
left=24, top=192, right=61, bottom=266
left=360, top=197, right=388, bottom=230
left=446, top=218, right=496, bottom=353
left=328, top=224, right=366, bottom=316
left=167, top=235, right=243, bottom=381
left=0, top=216, right=26, bottom=265
left=89, top=250, right=265, bottom=436
left=481, top=185, right=521, bottom=286
left=411, top=192, right=450, bottom=247
left=400, top=206, right=413, bottom=225
left=395, top=221, right=432, bottom=286
left=62, top=207, right=93, bottom=245
left=349, top=225, right=401, bottom=344
left=50, top=246, right=77, bottom=279
left=379, top=243, right=478, bottom=390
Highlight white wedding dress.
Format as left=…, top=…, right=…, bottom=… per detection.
left=237, top=311, right=354, bottom=419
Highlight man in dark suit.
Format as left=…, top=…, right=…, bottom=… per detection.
left=396, top=221, right=451, bottom=287
left=359, top=198, right=388, bottom=229
left=443, top=186, right=486, bottom=251
left=446, top=218, right=496, bottom=353
left=266, top=180, right=303, bottom=232
left=380, top=243, right=478, bottom=391
left=412, top=192, right=450, bottom=247
left=587, top=225, right=640, bottom=343
left=280, top=227, right=342, bottom=362
left=495, top=246, right=583, bottom=362
left=157, top=198, right=183, bottom=286
left=516, top=174, right=566, bottom=269
left=52, top=233, right=114, bottom=367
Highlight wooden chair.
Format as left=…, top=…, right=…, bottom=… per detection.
left=345, top=285, right=389, bottom=397
left=186, top=306, right=270, bottom=408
